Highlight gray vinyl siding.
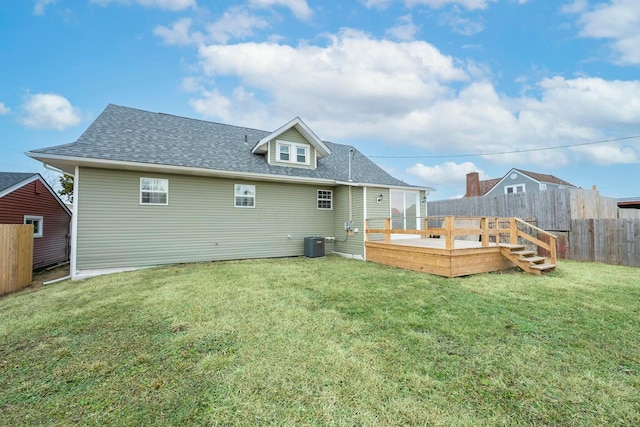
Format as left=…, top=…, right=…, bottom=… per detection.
left=485, top=171, right=566, bottom=197
left=364, top=187, right=390, bottom=243
left=268, top=128, right=316, bottom=169
left=76, top=167, right=334, bottom=270
left=332, top=186, right=364, bottom=257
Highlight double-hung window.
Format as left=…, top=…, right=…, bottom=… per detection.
left=235, top=184, right=255, bottom=208
left=317, top=190, right=333, bottom=210
left=277, top=141, right=309, bottom=165
left=24, top=215, right=43, bottom=238
left=505, top=184, right=525, bottom=194
left=140, top=178, right=169, bottom=205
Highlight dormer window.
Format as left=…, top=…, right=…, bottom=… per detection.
left=277, top=140, right=309, bottom=165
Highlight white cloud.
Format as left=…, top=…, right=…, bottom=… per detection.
left=439, top=8, right=485, bottom=35
left=386, top=15, right=420, bottom=41
left=154, top=18, right=198, bottom=45
left=0, top=102, right=9, bottom=115
left=90, top=0, right=196, bottom=11
left=186, top=29, right=640, bottom=167
left=34, top=0, right=56, bottom=15
left=249, top=0, right=312, bottom=20
left=407, top=161, right=484, bottom=186
left=194, top=29, right=468, bottom=126
left=20, top=93, right=82, bottom=130
left=569, top=0, right=640, bottom=65
left=154, top=8, right=270, bottom=46
left=207, top=7, right=270, bottom=44
left=406, top=0, right=496, bottom=10
left=571, top=144, right=638, bottom=165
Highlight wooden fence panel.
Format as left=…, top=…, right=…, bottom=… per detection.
left=427, top=188, right=574, bottom=231
left=0, top=224, right=34, bottom=296
left=570, top=219, right=640, bottom=267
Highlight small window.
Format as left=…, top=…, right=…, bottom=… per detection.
left=140, top=178, right=168, bottom=205
left=296, top=147, right=307, bottom=163
left=317, top=190, right=333, bottom=210
left=505, top=184, right=525, bottom=194
left=24, top=215, right=43, bottom=238
left=235, top=184, right=255, bottom=208
left=276, top=140, right=309, bottom=165
left=279, top=144, right=290, bottom=162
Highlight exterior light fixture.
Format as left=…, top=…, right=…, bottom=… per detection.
left=377, top=194, right=384, bottom=203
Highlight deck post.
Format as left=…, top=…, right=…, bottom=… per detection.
left=364, top=219, right=369, bottom=242
left=424, top=217, right=429, bottom=239
left=480, top=217, right=488, bottom=247
left=510, top=218, right=518, bottom=245
left=550, top=235, right=557, bottom=264
left=384, top=218, right=391, bottom=243
left=445, top=216, right=454, bottom=250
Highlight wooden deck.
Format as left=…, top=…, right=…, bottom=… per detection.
left=365, top=217, right=557, bottom=277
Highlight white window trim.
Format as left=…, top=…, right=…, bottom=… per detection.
left=317, top=189, right=333, bottom=210
left=505, top=184, right=525, bottom=194
left=276, top=140, right=310, bottom=166
left=140, top=177, right=169, bottom=205
left=234, top=184, right=256, bottom=208
left=24, top=215, right=43, bottom=238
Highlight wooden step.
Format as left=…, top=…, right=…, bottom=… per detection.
left=512, top=250, right=536, bottom=257
left=530, top=263, right=556, bottom=271
left=524, top=256, right=546, bottom=263
left=500, top=244, right=525, bottom=250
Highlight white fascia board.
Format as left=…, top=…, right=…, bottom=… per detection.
left=0, top=174, right=38, bottom=199
left=251, top=117, right=331, bottom=157
left=0, top=173, right=71, bottom=216
left=27, top=153, right=339, bottom=187
left=336, top=180, right=434, bottom=192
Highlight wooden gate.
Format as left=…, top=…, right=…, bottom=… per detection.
left=1, top=224, right=34, bottom=296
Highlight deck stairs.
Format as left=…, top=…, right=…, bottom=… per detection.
left=500, top=244, right=556, bottom=275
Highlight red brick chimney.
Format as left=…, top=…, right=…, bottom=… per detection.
left=465, top=172, right=481, bottom=197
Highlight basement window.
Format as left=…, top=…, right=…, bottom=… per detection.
left=140, top=178, right=169, bottom=205
left=317, top=190, right=333, bottom=210
left=24, top=215, right=43, bottom=238
left=235, top=184, right=255, bottom=208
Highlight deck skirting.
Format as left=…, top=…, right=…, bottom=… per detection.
left=365, top=241, right=515, bottom=277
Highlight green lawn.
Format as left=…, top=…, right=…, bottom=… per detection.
left=1, top=257, right=638, bottom=426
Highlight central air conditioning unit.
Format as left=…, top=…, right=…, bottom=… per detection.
left=304, top=237, right=325, bottom=258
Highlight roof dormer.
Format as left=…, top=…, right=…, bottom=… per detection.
left=252, top=117, right=331, bottom=169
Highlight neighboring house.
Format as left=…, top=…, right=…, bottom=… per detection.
left=618, top=197, right=640, bottom=209
left=464, top=169, right=575, bottom=198
left=27, top=104, right=431, bottom=279
left=0, top=172, right=72, bottom=269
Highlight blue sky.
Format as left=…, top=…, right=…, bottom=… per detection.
left=1, top=0, right=639, bottom=200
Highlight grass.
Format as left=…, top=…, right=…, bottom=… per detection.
left=1, top=257, right=639, bottom=426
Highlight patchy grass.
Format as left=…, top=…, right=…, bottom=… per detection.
left=1, top=257, right=638, bottom=426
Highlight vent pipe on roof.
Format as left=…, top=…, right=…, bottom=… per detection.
left=348, top=149, right=354, bottom=182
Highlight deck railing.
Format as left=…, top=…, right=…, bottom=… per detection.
left=365, top=216, right=557, bottom=264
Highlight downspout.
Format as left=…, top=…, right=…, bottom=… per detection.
left=70, top=166, right=80, bottom=280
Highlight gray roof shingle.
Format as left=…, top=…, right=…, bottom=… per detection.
left=29, top=104, right=414, bottom=188
left=0, top=172, right=37, bottom=193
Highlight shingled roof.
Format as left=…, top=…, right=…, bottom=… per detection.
left=27, top=104, right=416, bottom=188
left=0, top=172, right=37, bottom=194
left=515, top=169, right=575, bottom=187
